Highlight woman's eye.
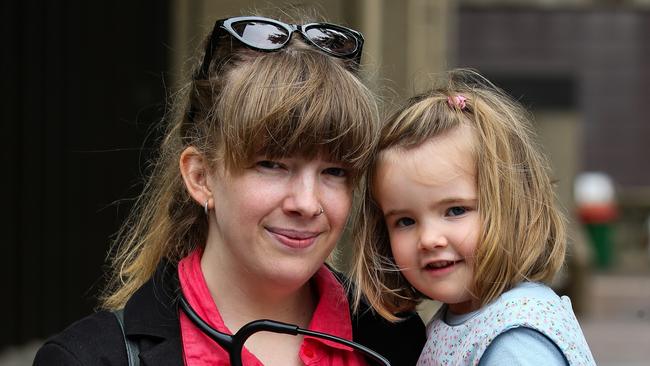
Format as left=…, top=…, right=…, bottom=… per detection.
left=323, top=167, right=347, bottom=177
left=395, top=217, right=415, bottom=227
left=256, top=160, right=282, bottom=169
left=446, top=206, right=468, bottom=217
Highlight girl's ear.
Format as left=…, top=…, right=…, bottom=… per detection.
left=179, top=146, right=214, bottom=209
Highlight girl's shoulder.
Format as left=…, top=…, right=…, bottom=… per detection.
left=489, top=282, right=576, bottom=327
left=499, top=281, right=560, bottom=302
left=421, top=282, right=596, bottom=365
left=469, top=282, right=578, bottom=341
left=479, top=327, right=567, bottom=365
left=432, top=282, right=563, bottom=327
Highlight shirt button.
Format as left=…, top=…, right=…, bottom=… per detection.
left=304, top=347, right=315, bottom=358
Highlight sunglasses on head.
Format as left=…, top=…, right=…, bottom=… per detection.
left=196, top=16, right=364, bottom=79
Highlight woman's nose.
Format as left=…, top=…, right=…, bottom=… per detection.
left=283, top=173, right=322, bottom=217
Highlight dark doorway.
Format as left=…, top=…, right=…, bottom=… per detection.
left=1, top=1, right=170, bottom=346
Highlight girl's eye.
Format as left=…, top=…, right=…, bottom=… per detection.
left=323, top=167, right=347, bottom=178
left=256, top=160, right=283, bottom=170
left=395, top=217, right=416, bottom=227
left=446, top=206, right=468, bottom=217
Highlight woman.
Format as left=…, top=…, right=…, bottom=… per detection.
left=34, top=14, right=425, bottom=365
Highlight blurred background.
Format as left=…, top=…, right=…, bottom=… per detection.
left=2, top=0, right=649, bottom=365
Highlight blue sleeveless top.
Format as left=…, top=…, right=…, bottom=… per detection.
left=417, top=282, right=596, bottom=365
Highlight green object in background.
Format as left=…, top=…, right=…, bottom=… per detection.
left=585, top=223, right=614, bottom=269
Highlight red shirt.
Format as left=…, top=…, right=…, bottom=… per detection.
left=178, top=249, right=368, bottom=365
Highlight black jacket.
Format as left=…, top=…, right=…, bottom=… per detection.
left=34, top=263, right=426, bottom=365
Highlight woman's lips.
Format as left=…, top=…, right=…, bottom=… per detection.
left=266, top=227, right=321, bottom=249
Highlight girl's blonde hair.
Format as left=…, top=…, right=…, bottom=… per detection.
left=100, top=16, right=379, bottom=310
left=351, top=69, right=566, bottom=321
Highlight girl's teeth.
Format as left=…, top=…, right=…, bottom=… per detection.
left=429, top=261, right=452, bottom=268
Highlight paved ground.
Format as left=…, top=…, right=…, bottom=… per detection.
left=580, top=274, right=650, bottom=366
left=0, top=340, right=41, bottom=366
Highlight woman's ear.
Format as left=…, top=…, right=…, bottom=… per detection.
left=179, top=146, right=214, bottom=209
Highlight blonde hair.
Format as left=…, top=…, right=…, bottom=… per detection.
left=101, top=16, right=379, bottom=310
left=350, top=69, right=566, bottom=321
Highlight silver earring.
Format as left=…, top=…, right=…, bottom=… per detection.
left=204, top=199, right=209, bottom=216
left=315, top=206, right=324, bottom=216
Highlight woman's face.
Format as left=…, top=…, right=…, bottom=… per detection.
left=205, top=154, right=353, bottom=292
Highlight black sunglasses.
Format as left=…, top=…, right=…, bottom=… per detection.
left=196, top=16, right=364, bottom=80
left=179, top=295, right=390, bottom=366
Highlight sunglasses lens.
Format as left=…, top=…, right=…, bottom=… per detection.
left=305, top=26, right=358, bottom=56
left=231, top=21, right=289, bottom=49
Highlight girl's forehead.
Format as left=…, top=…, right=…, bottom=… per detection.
left=373, top=128, right=476, bottom=201
left=379, top=124, right=476, bottom=169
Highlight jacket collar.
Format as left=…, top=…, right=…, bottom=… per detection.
left=117, top=261, right=389, bottom=365
left=123, top=261, right=184, bottom=365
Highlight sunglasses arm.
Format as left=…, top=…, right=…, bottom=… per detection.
left=196, top=20, right=225, bottom=80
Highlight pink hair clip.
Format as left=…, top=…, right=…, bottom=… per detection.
left=447, top=94, right=467, bottom=110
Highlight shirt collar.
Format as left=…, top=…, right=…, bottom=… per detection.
left=122, top=261, right=185, bottom=365
left=306, top=265, right=355, bottom=350
left=177, top=248, right=358, bottom=364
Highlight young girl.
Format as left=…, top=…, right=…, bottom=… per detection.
left=351, top=70, right=596, bottom=365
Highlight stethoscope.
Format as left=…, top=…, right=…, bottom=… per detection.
left=178, top=294, right=391, bottom=366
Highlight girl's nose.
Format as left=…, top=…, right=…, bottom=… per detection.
left=418, top=224, right=448, bottom=250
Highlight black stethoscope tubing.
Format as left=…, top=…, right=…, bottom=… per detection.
left=178, top=294, right=391, bottom=366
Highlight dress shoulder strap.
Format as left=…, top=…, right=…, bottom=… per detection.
left=113, top=309, right=141, bottom=366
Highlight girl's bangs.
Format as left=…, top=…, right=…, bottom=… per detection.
left=381, top=97, right=467, bottom=151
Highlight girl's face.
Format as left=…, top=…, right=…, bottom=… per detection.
left=206, top=154, right=352, bottom=294
left=374, top=124, right=480, bottom=314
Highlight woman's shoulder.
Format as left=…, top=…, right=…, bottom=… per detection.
left=33, top=311, right=126, bottom=365
left=352, top=306, right=427, bottom=365
left=326, top=265, right=427, bottom=365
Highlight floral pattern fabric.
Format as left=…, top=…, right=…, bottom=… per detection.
left=417, top=283, right=596, bottom=366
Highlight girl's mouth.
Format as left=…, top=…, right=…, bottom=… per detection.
left=423, top=260, right=462, bottom=275
left=425, top=260, right=457, bottom=269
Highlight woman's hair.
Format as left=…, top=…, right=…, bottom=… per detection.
left=350, top=69, right=566, bottom=321
left=100, top=15, right=379, bottom=310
